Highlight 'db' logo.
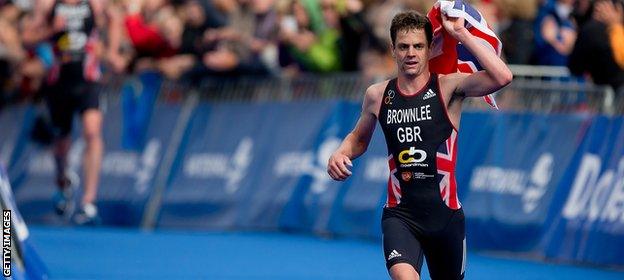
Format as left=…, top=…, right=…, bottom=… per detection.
left=398, top=147, right=427, bottom=163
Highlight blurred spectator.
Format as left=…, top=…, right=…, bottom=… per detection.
left=360, top=0, right=403, bottom=79
left=18, top=11, right=55, bottom=101
left=1, top=1, right=54, bottom=107
left=532, top=0, right=577, bottom=66
left=572, top=0, right=593, bottom=27
left=403, top=0, right=437, bottom=14
left=498, top=0, right=538, bottom=64
left=250, top=0, right=281, bottom=74
left=162, top=0, right=279, bottom=81
left=593, top=0, right=624, bottom=70
left=278, top=0, right=341, bottom=73
left=1, top=0, right=621, bottom=106
left=177, top=0, right=226, bottom=58
left=200, top=0, right=278, bottom=76
left=0, top=3, right=25, bottom=107
left=473, top=0, right=501, bottom=32
left=123, top=0, right=179, bottom=59
left=170, top=0, right=225, bottom=82
left=325, top=0, right=383, bottom=72
left=194, top=0, right=242, bottom=75
left=568, top=0, right=624, bottom=91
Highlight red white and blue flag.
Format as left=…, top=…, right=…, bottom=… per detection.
left=427, top=0, right=501, bottom=109
left=437, top=130, right=460, bottom=210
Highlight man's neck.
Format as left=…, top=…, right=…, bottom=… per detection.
left=397, top=71, right=431, bottom=95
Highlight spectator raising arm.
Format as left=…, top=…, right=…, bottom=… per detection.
left=594, top=0, right=624, bottom=69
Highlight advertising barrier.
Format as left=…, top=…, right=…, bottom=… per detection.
left=2, top=99, right=622, bottom=267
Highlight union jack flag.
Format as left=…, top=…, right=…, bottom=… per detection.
left=386, top=154, right=401, bottom=207
left=83, top=32, right=102, bottom=82
left=436, top=129, right=460, bottom=209
left=427, top=0, right=501, bottom=109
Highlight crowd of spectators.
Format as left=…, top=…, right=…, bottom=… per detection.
left=0, top=0, right=623, bottom=108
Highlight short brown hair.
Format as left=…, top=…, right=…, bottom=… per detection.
left=390, top=11, right=433, bottom=46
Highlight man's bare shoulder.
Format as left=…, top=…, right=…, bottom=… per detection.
left=361, top=79, right=390, bottom=117
left=364, top=79, right=391, bottom=101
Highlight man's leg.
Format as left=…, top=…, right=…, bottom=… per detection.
left=383, top=210, right=424, bottom=280
left=47, top=83, right=77, bottom=216
left=389, top=263, right=420, bottom=280
left=52, top=135, right=75, bottom=216
left=423, top=209, right=466, bottom=280
left=80, top=108, right=103, bottom=206
left=53, top=136, right=72, bottom=188
left=73, top=80, right=103, bottom=225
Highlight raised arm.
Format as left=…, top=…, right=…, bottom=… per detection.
left=594, top=0, right=624, bottom=69
left=327, top=83, right=383, bottom=181
left=441, top=14, right=513, bottom=97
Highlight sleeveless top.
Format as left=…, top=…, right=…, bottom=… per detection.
left=378, top=75, right=462, bottom=212
left=49, top=0, right=100, bottom=82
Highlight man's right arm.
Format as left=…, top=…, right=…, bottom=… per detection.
left=327, top=83, right=382, bottom=181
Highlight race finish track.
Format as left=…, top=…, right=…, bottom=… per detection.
left=30, top=226, right=624, bottom=279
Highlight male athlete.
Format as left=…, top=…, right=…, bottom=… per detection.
left=32, top=0, right=123, bottom=224
left=327, top=11, right=512, bottom=280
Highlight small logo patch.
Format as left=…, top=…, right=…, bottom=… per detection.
left=385, top=90, right=395, bottom=105
left=423, top=89, right=437, bottom=100
left=388, top=250, right=402, bottom=260
left=401, top=171, right=412, bottom=182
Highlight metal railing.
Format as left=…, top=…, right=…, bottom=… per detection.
left=95, top=65, right=621, bottom=115
left=196, top=73, right=369, bottom=102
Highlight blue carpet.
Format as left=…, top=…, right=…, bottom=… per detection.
left=29, top=226, right=624, bottom=279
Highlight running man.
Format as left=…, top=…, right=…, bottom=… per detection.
left=327, top=11, right=512, bottom=280
left=32, top=0, right=123, bottom=224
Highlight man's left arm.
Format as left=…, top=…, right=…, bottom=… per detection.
left=442, top=15, right=513, bottom=97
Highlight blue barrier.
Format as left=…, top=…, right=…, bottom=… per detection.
left=121, top=72, right=162, bottom=150
left=0, top=164, right=48, bottom=279
left=544, top=116, right=624, bottom=265
left=458, top=113, right=624, bottom=266
left=94, top=101, right=180, bottom=226
left=3, top=99, right=623, bottom=267
left=0, top=105, right=30, bottom=168
left=159, top=101, right=345, bottom=230
left=7, top=98, right=180, bottom=226
left=458, top=113, right=587, bottom=251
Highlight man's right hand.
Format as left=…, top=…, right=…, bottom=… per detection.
left=327, top=152, right=353, bottom=181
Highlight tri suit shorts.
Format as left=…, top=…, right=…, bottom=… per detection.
left=382, top=204, right=466, bottom=279
left=45, top=78, right=99, bottom=137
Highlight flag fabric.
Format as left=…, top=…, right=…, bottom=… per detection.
left=427, top=0, right=502, bottom=109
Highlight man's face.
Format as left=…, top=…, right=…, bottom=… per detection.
left=392, top=28, right=430, bottom=77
